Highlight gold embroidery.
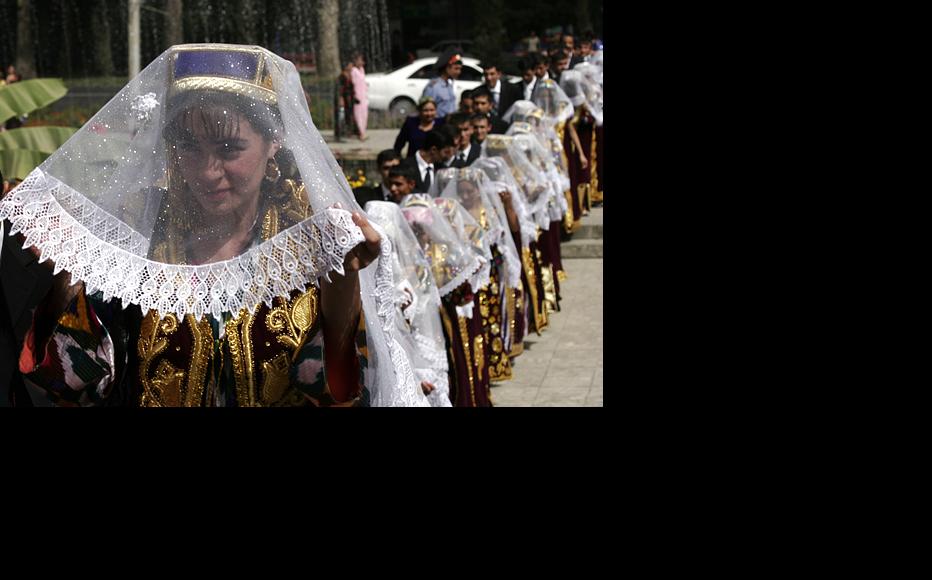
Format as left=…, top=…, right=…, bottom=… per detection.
left=473, top=332, right=485, bottom=400
left=149, top=359, right=185, bottom=407
left=184, top=314, right=212, bottom=406
left=506, top=288, right=519, bottom=357
left=261, top=204, right=279, bottom=241
left=564, top=189, right=575, bottom=234
left=522, top=247, right=546, bottom=335
left=139, top=312, right=181, bottom=406
left=590, top=127, right=601, bottom=204
left=226, top=307, right=253, bottom=406
left=458, top=315, right=476, bottom=406
left=261, top=352, right=291, bottom=404
left=541, top=267, right=557, bottom=314
left=266, top=288, right=318, bottom=358
left=478, top=287, right=491, bottom=319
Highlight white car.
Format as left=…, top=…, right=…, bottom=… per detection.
left=365, top=57, right=486, bottom=118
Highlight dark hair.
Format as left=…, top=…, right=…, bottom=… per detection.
left=423, top=127, right=453, bottom=150
left=517, top=58, right=534, bottom=73
left=551, top=49, right=569, bottom=63
left=164, top=90, right=282, bottom=144
left=163, top=90, right=297, bottom=189
left=525, top=53, right=544, bottom=69
left=388, top=164, right=418, bottom=184
left=481, top=61, right=501, bottom=72
left=437, top=124, right=459, bottom=146
left=447, top=112, right=470, bottom=128
left=470, top=113, right=490, bottom=124
left=460, top=89, right=474, bottom=101
left=471, top=86, right=492, bottom=101
left=377, top=149, right=401, bottom=166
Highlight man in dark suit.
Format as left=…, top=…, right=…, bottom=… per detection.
left=398, top=128, right=453, bottom=193
left=482, top=60, right=523, bottom=118
left=446, top=113, right=481, bottom=168
left=471, top=86, right=509, bottom=134
left=548, top=49, right=571, bottom=85
left=433, top=124, right=460, bottom=170
left=1, top=170, right=55, bottom=406
left=517, top=55, right=541, bottom=103
left=353, top=149, right=401, bottom=207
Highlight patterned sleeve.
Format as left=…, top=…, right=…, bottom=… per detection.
left=290, top=310, right=369, bottom=407
left=18, top=290, right=120, bottom=406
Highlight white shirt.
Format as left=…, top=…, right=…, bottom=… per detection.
left=458, top=143, right=472, bottom=164
left=381, top=183, right=392, bottom=201
left=523, top=78, right=536, bottom=101
left=489, top=79, right=502, bottom=108
left=415, top=150, right=434, bottom=184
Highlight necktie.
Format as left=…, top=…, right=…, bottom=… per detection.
left=423, top=165, right=432, bottom=191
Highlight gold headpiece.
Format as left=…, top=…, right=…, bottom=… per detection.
left=168, top=44, right=279, bottom=105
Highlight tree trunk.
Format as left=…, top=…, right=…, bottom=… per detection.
left=577, top=0, right=593, bottom=36
left=92, top=0, right=114, bottom=76
left=128, top=0, right=141, bottom=79
left=473, top=0, right=504, bottom=67
left=318, top=0, right=341, bottom=78
left=15, top=0, right=36, bottom=78
left=167, top=0, right=184, bottom=46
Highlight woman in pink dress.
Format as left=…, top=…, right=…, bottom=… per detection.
left=351, top=53, right=368, bottom=141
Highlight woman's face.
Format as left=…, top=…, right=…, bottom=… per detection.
left=458, top=180, right=481, bottom=209
left=419, top=102, right=437, bottom=123
left=173, top=111, right=278, bottom=218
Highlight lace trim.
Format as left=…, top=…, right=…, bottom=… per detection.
left=417, top=368, right=452, bottom=408
left=0, top=168, right=365, bottom=320
left=368, top=223, right=429, bottom=407
left=437, top=253, right=484, bottom=298
left=412, top=330, right=448, bottom=370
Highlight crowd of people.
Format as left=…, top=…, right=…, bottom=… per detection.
left=0, top=39, right=602, bottom=407
left=350, top=43, right=604, bottom=406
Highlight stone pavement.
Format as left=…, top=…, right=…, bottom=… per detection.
left=320, top=129, right=398, bottom=160
left=490, top=208, right=604, bottom=407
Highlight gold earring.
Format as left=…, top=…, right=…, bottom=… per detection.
left=265, top=158, right=281, bottom=182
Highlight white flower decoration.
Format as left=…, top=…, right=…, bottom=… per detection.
left=131, top=92, right=160, bottom=124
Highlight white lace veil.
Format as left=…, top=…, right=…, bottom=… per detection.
left=564, top=66, right=603, bottom=126
left=501, top=100, right=540, bottom=125
left=0, top=44, right=422, bottom=406
left=471, top=157, right=538, bottom=250
left=398, top=194, right=484, bottom=298
left=432, top=167, right=521, bottom=291
left=364, top=201, right=448, bottom=408
left=506, top=121, right=570, bottom=196
left=480, top=134, right=552, bottom=229
left=531, top=79, right=575, bottom=126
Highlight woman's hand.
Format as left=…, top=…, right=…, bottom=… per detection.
left=343, top=211, right=382, bottom=273
left=420, top=381, right=435, bottom=395
left=498, top=189, right=512, bottom=209
left=578, top=151, right=589, bottom=170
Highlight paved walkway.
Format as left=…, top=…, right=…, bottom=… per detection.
left=490, top=210, right=604, bottom=407
left=321, top=129, right=399, bottom=160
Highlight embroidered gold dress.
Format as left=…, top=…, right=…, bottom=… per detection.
left=19, top=180, right=368, bottom=407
